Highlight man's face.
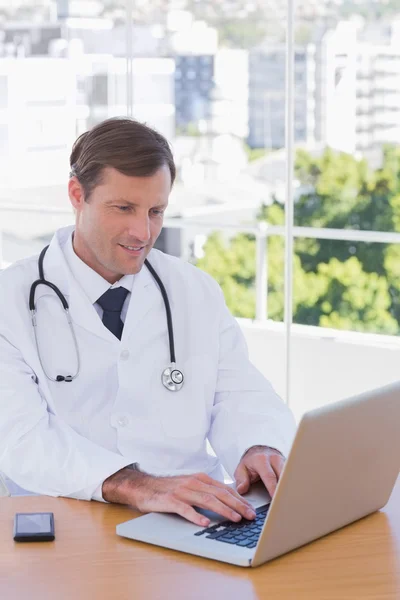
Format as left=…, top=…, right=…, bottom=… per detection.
left=68, top=165, right=171, bottom=283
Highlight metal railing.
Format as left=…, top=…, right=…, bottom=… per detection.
left=2, top=202, right=400, bottom=322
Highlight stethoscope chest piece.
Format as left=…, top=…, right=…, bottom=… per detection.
left=162, top=363, right=184, bottom=392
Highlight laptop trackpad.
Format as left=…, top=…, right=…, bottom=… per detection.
left=195, top=481, right=271, bottom=523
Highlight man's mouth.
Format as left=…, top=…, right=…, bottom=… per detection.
left=120, top=244, right=144, bottom=251
left=119, top=244, right=145, bottom=255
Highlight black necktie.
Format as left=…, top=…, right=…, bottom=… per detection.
left=96, top=287, right=129, bottom=340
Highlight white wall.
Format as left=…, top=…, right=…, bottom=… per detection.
left=240, top=319, right=400, bottom=422
left=0, top=57, right=77, bottom=190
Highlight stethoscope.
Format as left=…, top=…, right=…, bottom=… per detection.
left=29, top=245, right=185, bottom=392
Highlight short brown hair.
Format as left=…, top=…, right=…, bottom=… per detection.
left=70, top=117, right=176, bottom=199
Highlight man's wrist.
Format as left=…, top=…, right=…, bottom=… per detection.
left=242, top=445, right=285, bottom=460
left=102, top=463, right=149, bottom=504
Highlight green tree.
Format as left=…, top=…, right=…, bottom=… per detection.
left=197, top=233, right=256, bottom=318
left=197, top=145, right=400, bottom=335
left=317, top=258, right=397, bottom=334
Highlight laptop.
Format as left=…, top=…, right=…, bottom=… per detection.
left=117, top=380, right=400, bottom=567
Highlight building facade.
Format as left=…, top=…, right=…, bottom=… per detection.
left=248, top=44, right=316, bottom=149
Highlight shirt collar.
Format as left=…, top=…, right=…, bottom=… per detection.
left=63, top=231, right=135, bottom=305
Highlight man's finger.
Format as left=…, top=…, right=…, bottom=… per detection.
left=195, top=473, right=254, bottom=509
left=193, top=481, right=256, bottom=518
left=252, top=459, right=278, bottom=497
left=173, top=501, right=211, bottom=527
left=187, top=491, right=250, bottom=522
left=233, top=462, right=251, bottom=495
left=270, top=452, right=285, bottom=478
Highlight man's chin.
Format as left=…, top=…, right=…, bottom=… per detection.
left=121, top=259, right=146, bottom=275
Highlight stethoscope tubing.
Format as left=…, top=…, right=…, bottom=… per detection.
left=29, top=245, right=183, bottom=389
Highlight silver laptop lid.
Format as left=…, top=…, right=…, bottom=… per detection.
left=252, top=380, right=400, bottom=566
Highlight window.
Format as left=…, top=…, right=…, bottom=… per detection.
left=0, top=76, right=8, bottom=109
left=0, top=125, right=8, bottom=156
left=2, top=0, right=399, bottom=420
left=91, top=74, right=108, bottom=106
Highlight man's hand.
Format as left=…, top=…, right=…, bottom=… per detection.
left=102, top=466, right=257, bottom=527
left=234, top=445, right=285, bottom=497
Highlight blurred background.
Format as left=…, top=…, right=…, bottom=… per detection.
left=1, top=0, right=400, bottom=420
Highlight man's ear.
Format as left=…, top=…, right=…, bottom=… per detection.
left=68, top=177, right=85, bottom=211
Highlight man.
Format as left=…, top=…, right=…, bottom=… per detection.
left=0, top=118, right=295, bottom=528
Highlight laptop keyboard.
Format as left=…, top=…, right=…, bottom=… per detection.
left=194, top=503, right=270, bottom=549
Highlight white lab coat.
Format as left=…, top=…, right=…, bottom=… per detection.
left=0, top=225, right=296, bottom=500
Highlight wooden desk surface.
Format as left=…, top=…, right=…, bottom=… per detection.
left=1, top=480, right=400, bottom=600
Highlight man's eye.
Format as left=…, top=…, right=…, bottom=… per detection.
left=152, top=209, right=164, bottom=216
left=117, top=206, right=130, bottom=212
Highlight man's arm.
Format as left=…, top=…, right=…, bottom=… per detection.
left=100, top=463, right=257, bottom=526
left=0, top=333, right=132, bottom=499
left=0, top=334, right=257, bottom=525
left=207, top=288, right=297, bottom=482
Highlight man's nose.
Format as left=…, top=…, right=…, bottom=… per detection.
left=128, top=216, right=151, bottom=243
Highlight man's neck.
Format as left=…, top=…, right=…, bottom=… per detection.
left=71, top=231, right=122, bottom=284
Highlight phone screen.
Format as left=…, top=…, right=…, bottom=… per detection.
left=16, top=513, right=52, bottom=534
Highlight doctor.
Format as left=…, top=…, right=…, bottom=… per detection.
left=0, top=118, right=295, bottom=527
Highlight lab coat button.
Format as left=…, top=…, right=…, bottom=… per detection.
left=117, top=416, right=129, bottom=427
left=120, top=349, right=130, bottom=361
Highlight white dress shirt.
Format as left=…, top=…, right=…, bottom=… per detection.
left=63, top=232, right=135, bottom=324
left=64, top=232, right=135, bottom=501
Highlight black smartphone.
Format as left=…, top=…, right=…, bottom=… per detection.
left=13, top=512, right=55, bottom=542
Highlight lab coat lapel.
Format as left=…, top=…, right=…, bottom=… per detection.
left=34, top=227, right=116, bottom=344
left=121, top=258, right=162, bottom=343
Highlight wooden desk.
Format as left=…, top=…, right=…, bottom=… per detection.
left=1, top=480, right=400, bottom=600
